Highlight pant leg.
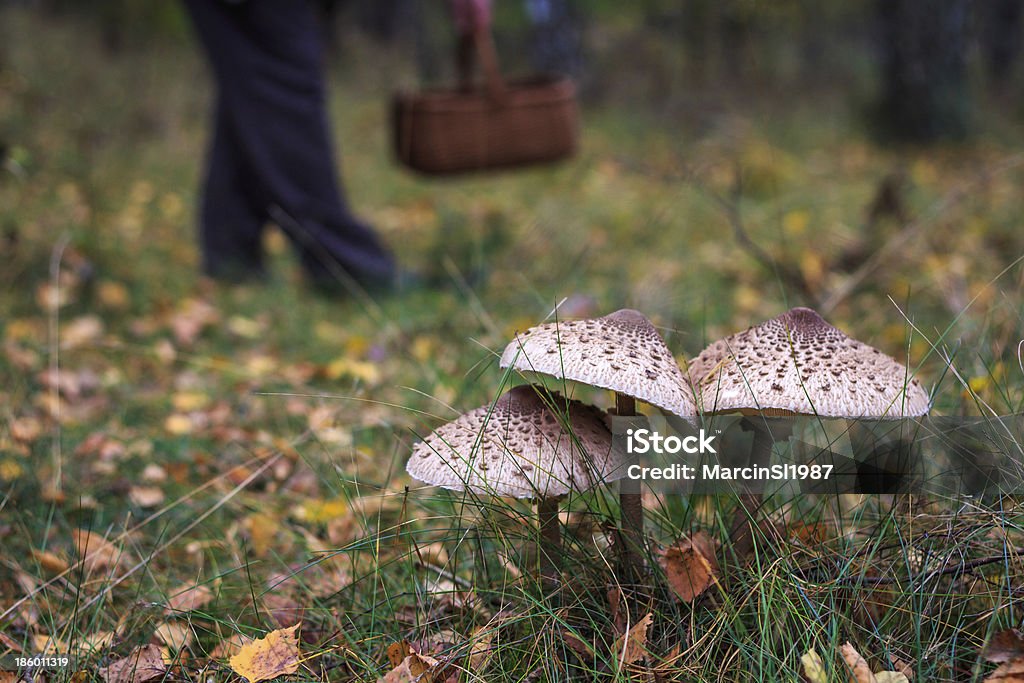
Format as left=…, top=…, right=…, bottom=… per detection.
left=199, top=98, right=267, bottom=278
left=182, top=0, right=396, bottom=285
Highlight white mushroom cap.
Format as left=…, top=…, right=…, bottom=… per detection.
left=499, top=309, right=697, bottom=419
left=407, top=385, right=625, bottom=499
left=689, top=307, right=930, bottom=418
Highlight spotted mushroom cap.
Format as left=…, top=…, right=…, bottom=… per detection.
left=499, top=309, right=697, bottom=419
left=407, top=385, right=625, bottom=499
left=689, top=307, right=930, bottom=418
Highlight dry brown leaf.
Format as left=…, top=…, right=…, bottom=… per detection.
left=386, top=641, right=412, bottom=669
left=166, top=584, right=213, bottom=614
left=129, top=486, right=165, bottom=508
left=72, top=529, right=125, bottom=573
left=660, top=531, right=720, bottom=603
left=209, top=633, right=252, bottom=661
left=32, top=548, right=70, bottom=574
left=612, top=613, right=653, bottom=666
left=77, top=630, right=115, bottom=655
left=986, top=631, right=1024, bottom=663
left=99, top=644, right=166, bottom=683
left=154, top=622, right=192, bottom=651
left=379, top=653, right=440, bottom=683
left=985, top=659, right=1024, bottom=682
left=229, top=624, right=301, bottom=683
left=262, top=593, right=305, bottom=629
left=801, top=648, right=827, bottom=683
left=10, top=416, right=43, bottom=443
left=840, top=642, right=877, bottom=683
left=468, top=626, right=495, bottom=673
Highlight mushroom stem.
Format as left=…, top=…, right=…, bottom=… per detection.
left=616, top=393, right=644, bottom=581
left=537, top=496, right=562, bottom=586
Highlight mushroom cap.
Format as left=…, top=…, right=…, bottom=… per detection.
left=499, top=309, right=697, bottom=419
left=407, top=385, right=625, bottom=499
left=689, top=307, right=930, bottom=418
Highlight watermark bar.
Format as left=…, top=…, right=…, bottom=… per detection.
left=610, top=414, right=1024, bottom=497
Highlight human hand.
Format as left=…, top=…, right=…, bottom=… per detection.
left=449, top=0, right=492, bottom=34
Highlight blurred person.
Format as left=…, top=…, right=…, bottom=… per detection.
left=181, top=0, right=395, bottom=291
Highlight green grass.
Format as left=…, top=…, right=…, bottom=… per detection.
left=3, top=6, right=1024, bottom=682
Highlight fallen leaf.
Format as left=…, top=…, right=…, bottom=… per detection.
left=154, top=622, right=193, bottom=651
left=986, top=630, right=1024, bottom=663
left=10, top=416, right=42, bottom=443
left=874, top=673, right=910, bottom=683
left=386, top=641, right=412, bottom=668
left=61, top=315, right=104, bottom=350
left=612, top=613, right=652, bottom=666
left=840, top=642, right=877, bottom=683
left=802, top=648, right=827, bottom=683
left=229, top=624, right=301, bottom=683
left=77, top=630, right=115, bottom=655
left=986, top=658, right=1024, bottom=682
left=164, top=414, right=194, bottom=435
left=72, top=529, right=125, bottom=574
left=166, top=584, right=213, bottom=614
left=209, top=633, right=252, bottom=660
left=99, top=644, right=166, bottom=683
left=129, top=486, right=165, bottom=508
left=660, top=531, right=720, bottom=603
left=379, top=653, right=439, bottom=683
left=96, top=281, right=131, bottom=310
left=32, top=548, right=70, bottom=574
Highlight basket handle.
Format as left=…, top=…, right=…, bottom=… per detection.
left=456, top=28, right=508, bottom=104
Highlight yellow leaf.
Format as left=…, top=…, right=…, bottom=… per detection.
left=171, top=391, right=210, bottom=412
left=874, top=673, right=910, bottom=683
left=612, top=613, right=652, bottom=665
left=325, top=357, right=381, bottom=385
left=782, top=209, right=809, bottom=236
left=164, top=414, right=194, bottom=435
left=229, top=624, right=301, bottom=683
left=0, top=460, right=24, bottom=482
left=801, top=649, right=827, bottom=683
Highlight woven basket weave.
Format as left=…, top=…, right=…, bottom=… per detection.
left=393, top=31, right=579, bottom=175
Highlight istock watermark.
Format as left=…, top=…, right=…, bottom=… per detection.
left=625, top=427, right=717, bottom=454
left=610, top=414, right=1024, bottom=497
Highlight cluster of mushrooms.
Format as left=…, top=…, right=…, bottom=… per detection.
left=406, top=307, right=931, bottom=582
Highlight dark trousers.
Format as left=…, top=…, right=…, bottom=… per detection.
left=182, top=0, right=395, bottom=285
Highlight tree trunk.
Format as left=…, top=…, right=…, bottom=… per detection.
left=874, top=0, right=972, bottom=142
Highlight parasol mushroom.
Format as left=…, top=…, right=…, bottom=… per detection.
left=689, top=307, right=930, bottom=419
left=688, top=306, right=930, bottom=549
left=407, top=384, right=626, bottom=583
left=499, top=308, right=698, bottom=579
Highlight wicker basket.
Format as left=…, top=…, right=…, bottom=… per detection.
left=393, top=31, right=579, bottom=175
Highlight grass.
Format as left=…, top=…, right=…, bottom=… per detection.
left=2, top=5, right=1024, bottom=682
